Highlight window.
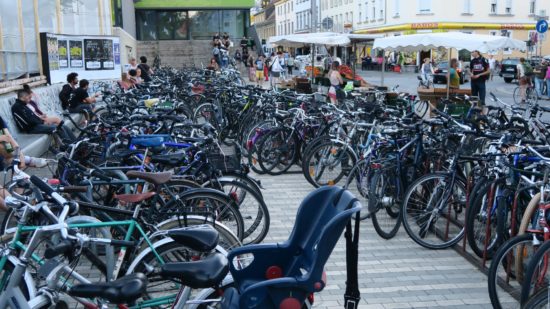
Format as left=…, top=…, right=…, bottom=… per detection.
left=345, top=12, right=349, bottom=22
left=505, top=0, right=512, bottom=13
left=418, top=0, right=431, bottom=14
left=393, top=0, right=400, bottom=16
left=463, top=0, right=471, bottom=14
left=530, top=0, right=536, bottom=14
left=490, top=0, right=497, bottom=13
left=371, top=6, right=375, bottom=20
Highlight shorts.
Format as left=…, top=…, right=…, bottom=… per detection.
left=256, top=70, right=264, bottom=79
left=271, top=71, right=280, bottom=78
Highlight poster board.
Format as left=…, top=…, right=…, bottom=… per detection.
left=40, top=33, right=122, bottom=84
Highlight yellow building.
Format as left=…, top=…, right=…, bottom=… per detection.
left=353, top=0, right=550, bottom=59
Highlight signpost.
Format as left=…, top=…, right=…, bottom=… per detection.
left=536, top=20, right=548, bottom=34
left=536, top=19, right=548, bottom=59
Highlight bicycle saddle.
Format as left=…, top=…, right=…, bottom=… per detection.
left=68, top=273, right=147, bottom=304
left=126, top=171, right=172, bottom=186
left=166, top=224, right=219, bottom=252
left=160, top=252, right=228, bottom=289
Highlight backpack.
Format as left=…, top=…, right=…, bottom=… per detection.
left=524, top=62, right=534, bottom=76
left=59, top=84, right=72, bottom=110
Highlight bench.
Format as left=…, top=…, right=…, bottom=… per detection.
left=0, top=84, right=84, bottom=157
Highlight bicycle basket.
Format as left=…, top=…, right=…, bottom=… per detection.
left=207, top=154, right=242, bottom=173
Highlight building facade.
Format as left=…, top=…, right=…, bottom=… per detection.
left=275, top=0, right=296, bottom=36
left=295, top=0, right=313, bottom=34
left=129, top=0, right=254, bottom=67
left=319, top=0, right=355, bottom=33
left=253, top=6, right=276, bottom=48
left=1, top=0, right=114, bottom=81
left=353, top=0, right=550, bottom=57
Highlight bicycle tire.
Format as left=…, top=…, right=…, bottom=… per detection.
left=466, top=180, right=504, bottom=259
left=344, top=158, right=374, bottom=220
left=513, top=87, right=521, bottom=104
left=257, top=127, right=298, bottom=175
left=127, top=240, right=226, bottom=308
left=158, top=189, right=245, bottom=242
left=369, top=169, right=402, bottom=239
left=154, top=216, right=241, bottom=252
left=303, top=140, right=356, bottom=188
left=520, top=239, right=550, bottom=306
left=401, top=172, right=466, bottom=249
left=523, top=287, right=550, bottom=309
left=488, top=234, right=535, bottom=309
left=207, top=179, right=270, bottom=245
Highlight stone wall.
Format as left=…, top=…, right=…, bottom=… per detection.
left=137, top=40, right=214, bottom=68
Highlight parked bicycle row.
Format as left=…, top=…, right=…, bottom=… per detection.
left=0, top=66, right=366, bottom=308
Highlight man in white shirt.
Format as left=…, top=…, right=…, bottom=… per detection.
left=488, top=55, right=496, bottom=81
left=270, top=51, right=285, bottom=89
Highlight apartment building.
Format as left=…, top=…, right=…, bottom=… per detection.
left=354, top=0, right=549, bottom=55
left=275, top=0, right=296, bottom=35
left=319, top=0, right=356, bottom=33
left=295, top=0, right=313, bottom=34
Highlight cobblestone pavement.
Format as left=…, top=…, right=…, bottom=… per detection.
left=256, top=168, right=513, bottom=309
left=19, top=162, right=513, bottom=308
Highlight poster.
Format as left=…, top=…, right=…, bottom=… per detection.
left=58, top=40, right=68, bottom=68
left=69, top=40, right=83, bottom=68
left=114, top=43, right=120, bottom=65
left=101, top=39, right=114, bottom=69
left=41, top=33, right=121, bottom=84
left=47, top=36, right=59, bottom=71
left=84, top=39, right=114, bottom=70
left=84, top=39, right=102, bottom=70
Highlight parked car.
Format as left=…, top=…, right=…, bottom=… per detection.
left=499, top=58, right=520, bottom=83
left=432, top=61, right=467, bottom=84
left=499, top=58, right=541, bottom=83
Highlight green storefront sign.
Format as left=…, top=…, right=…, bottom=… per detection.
left=134, top=0, right=255, bottom=9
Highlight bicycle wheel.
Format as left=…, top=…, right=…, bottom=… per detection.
left=369, top=168, right=402, bottom=239
left=401, top=172, right=466, bottom=249
left=520, top=239, right=550, bottom=306
left=466, top=180, right=504, bottom=259
left=488, top=234, right=537, bottom=309
left=158, top=189, right=245, bottom=242
left=523, top=288, right=550, bottom=309
left=154, top=216, right=241, bottom=252
left=208, top=179, right=270, bottom=245
left=257, top=127, right=298, bottom=175
left=303, top=140, right=356, bottom=188
left=527, top=86, right=539, bottom=105
left=513, top=87, right=521, bottom=104
left=193, top=103, right=221, bottom=129
left=344, top=158, right=374, bottom=220
left=128, top=240, right=225, bottom=309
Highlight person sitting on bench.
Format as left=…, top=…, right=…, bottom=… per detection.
left=12, top=89, right=76, bottom=143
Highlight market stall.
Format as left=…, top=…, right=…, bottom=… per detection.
left=372, top=32, right=527, bottom=100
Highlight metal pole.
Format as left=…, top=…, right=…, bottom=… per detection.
left=446, top=48, right=451, bottom=99
left=381, top=49, right=385, bottom=87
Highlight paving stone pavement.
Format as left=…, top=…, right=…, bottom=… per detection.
left=19, top=163, right=514, bottom=308
left=254, top=169, right=513, bottom=309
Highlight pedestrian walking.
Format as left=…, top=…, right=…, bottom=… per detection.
left=469, top=50, right=490, bottom=105
left=545, top=63, right=550, bottom=99
left=517, top=57, right=533, bottom=104
left=269, top=51, right=285, bottom=89
left=488, top=55, right=496, bottom=81
left=420, top=58, right=434, bottom=85
left=287, top=54, right=294, bottom=76
left=534, top=60, right=548, bottom=98
left=255, top=55, right=266, bottom=87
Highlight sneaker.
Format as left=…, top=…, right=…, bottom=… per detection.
left=27, top=157, right=48, bottom=168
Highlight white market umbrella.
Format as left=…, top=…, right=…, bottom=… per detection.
left=268, top=32, right=351, bottom=47
left=372, top=32, right=526, bottom=53
left=372, top=32, right=527, bottom=95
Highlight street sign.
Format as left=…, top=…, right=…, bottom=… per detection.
left=536, top=19, right=548, bottom=33
left=322, top=17, right=333, bottom=30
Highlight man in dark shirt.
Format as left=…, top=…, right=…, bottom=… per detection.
left=138, top=56, right=154, bottom=82
left=534, top=60, right=548, bottom=98
left=469, top=50, right=490, bottom=105
left=12, top=89, right=76, bottom=143
left=58, top=72, right=78, bottom=110
left=69, top=79, right=97, bottom=114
